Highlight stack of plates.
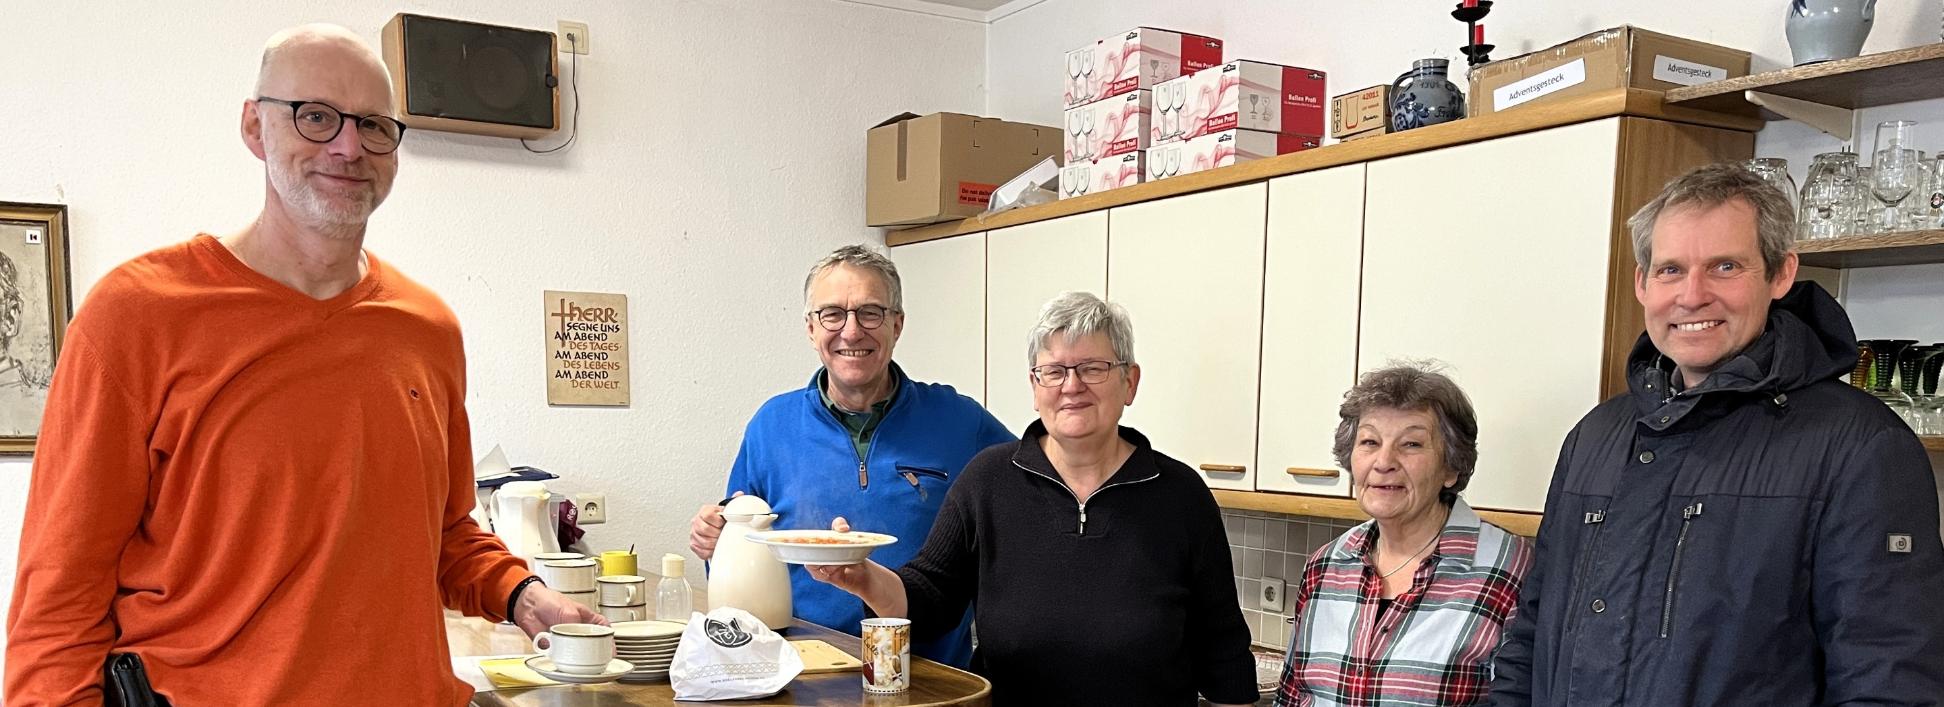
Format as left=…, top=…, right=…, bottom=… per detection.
left=612, top=620, right=685, bottom=682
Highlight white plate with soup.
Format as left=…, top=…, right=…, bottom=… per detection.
left=743, top=530, right=898, bottom=565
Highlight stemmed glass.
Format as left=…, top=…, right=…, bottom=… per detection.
left=1170, top=80, right=1189, bottom=139
left=1067, top=53, right=1084, bottom=105
left=1080, top=107, right=1096, bottom=161
left=1079, top=55, right=1095, bottom=103
left=1871, top=147, right=1922, bottom=233
left=1871, top=121, right=1922, bottom=232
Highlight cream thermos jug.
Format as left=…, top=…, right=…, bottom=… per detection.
left=706, top=495, right=793, bottom=629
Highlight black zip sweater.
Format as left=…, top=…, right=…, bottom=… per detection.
left=894, top=422, right=1259, bottom=705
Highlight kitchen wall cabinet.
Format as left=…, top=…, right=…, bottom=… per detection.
left=1358, top=119, right=1621, bottom=512
left=887, top=92, right=1758, bottom=530
left=1255, top=164, right=1367, bottom=498
left=1108, top=184, right=1268, bottom=491
left=888, top=232, right=987, bottom=403
left=984, top=213, right=1109, bottom=436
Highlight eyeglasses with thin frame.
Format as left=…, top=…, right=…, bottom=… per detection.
left=809, top=305, right=896, bottom=332
left=256, top=96, right=408, bottom=154
left=1031, top=360, right=1127, bottom=387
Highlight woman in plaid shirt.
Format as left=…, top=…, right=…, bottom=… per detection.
left=1275, top=364, right=1535, bottom=707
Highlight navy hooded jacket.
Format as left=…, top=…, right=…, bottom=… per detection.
left=1491, top=282, right=1944, bottom=706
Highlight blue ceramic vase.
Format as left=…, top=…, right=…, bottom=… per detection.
left=1390, top=58, right=1466, bottom=131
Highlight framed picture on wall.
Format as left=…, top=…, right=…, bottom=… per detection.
left=0, top=202, right=74, bottom=454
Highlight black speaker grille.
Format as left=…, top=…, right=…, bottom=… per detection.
left=401, top=15, right=554, bottom=129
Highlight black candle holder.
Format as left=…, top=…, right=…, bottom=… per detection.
left=1453, top=1, right=1494, bottom=66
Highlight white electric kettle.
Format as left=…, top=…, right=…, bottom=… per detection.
left=493, top=480, right=560, bottom=561
left=707, top=495, right=793, bottom=629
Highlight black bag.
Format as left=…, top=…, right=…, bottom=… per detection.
left=103, top=653, right=171, bottom=707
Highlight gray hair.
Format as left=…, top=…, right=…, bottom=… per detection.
left=1627, top=163, right=1796, bottom=282
left=1026, top=292, right=1136, bottom=367
left=1331, top=362, right=1479, bottom=506
left=803, top=245, right=903, bottom=312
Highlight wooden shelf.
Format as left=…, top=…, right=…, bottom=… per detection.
left=1665, top=43, right=1944, bottom=117
left=1795, top=229, right=1944, bottom=269
left=1925, top=436, right=1944, bottom=453
left=1656, top=43, right=1944, bottom=119
left=1210, top=489, right=1542, bottom=537
left=886, top=88, right=1761, bottom=247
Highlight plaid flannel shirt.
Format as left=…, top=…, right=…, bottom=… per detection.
left=1275, top=499, right=1534, bottom=707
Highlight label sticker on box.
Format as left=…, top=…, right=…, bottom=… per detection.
left=1495, top=58, right=1587, bottom=111
left=1652, top=56, right=1727, bottom=86
left=957, top=181, right=997, bottom=206
left=23, top=229, right=41, bottom=245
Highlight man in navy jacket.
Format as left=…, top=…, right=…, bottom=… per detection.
left=1491, top=164, right=1944, bottom=706
left=689, top=245, right=1011, bottom=667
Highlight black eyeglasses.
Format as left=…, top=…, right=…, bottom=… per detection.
left=1031, top=360, right=1127, bottom=387
left=256, top=97, right=408, bottom=154
left=809, top=305, right=896, bottom=331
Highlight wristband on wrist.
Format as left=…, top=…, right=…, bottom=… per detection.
left=506, top=575, right=545, bottom=622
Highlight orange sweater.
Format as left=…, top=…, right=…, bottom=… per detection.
left=6, top=235, right=530, bottom=706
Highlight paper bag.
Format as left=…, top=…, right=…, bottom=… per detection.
left=670, top=607, right=804, bottom=701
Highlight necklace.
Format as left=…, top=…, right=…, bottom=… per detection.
left=1377, top=530, right=1440, bottom=579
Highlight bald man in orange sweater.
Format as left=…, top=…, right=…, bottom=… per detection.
left=4, top=24, right=601, bottom=706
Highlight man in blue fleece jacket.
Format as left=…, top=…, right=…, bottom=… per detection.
left=689, top=245, right=1013, bottom=667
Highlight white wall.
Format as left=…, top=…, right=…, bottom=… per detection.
left=0, top=0, right=984, bottom=673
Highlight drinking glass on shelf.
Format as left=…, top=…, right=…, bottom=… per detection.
left=1876, top=120, right=1919, bottom=152
left=1744, top=158, right=1798, bottom=212
left=1919, top=154, right=1944, bottom=230
left=1871, top=147, right=1922, bottom=232
left=1799, top=152, right=1860, bottom=240
left=1852, top=164, right=1876, bottom=234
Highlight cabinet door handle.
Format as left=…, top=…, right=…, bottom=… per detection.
left=1286, top=467, right=1342, bottom=478
left=1198, top=464, right=1247, bottom=473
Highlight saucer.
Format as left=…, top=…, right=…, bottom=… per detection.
left=524, top=656, right=634, bottom=684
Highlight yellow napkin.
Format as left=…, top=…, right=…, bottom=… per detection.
left=477, top=656, right=559, bottom=689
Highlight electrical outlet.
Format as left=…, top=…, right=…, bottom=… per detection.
left=577, top=492, right=607, bottom=524
left=1259, top=577, right=1285, bottom=612
left=557, top=21, right=590, bottom=55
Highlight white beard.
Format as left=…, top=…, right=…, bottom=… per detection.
left=267, top=158, right=385, bottom=236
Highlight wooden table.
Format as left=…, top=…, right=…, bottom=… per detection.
left=448, top=613, right=990, bottom=706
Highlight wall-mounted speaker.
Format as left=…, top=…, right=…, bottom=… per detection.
left=380, top=13, right=558, bottom=139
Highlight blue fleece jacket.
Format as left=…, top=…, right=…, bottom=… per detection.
left=724, top=363, right=1014, bottom=667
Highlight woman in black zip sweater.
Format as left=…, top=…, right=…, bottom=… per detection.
left=810, top=291, right=1258, bottom=706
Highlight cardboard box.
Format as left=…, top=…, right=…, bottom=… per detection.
left=1200, top=61, right=1327, bottom=137
left=1468, top=26, right=1750, bottom=117
left=866, top=112, right=1063, bottom=228
left=1152, top=61, right=1326, bottom=145
left=1065, top=27, right=1223, bottom=108
left=1146, top=129, right=1318, bottom=181
left=1064, top=91, right=1152, bottom=164
left=1059, top=152, right=1145, bottom=199
left=1330, top=84, right=1391, bottom=140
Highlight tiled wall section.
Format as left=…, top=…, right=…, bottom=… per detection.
left=1223, top=508, right=1365, bottom=650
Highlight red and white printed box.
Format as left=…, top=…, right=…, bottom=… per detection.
left=1063, top=91, right=1152, bottom=164
left=1155, top=60, right=1326, bottom=145
left=1201, top=61, right=1326, bottom=137
left=1063, top=42, right=1104, bottom=108
left=1145, top=128, right=1318, bottom=181
left=1059, top=152, right=1145, bottom=199
left=1149, top=72, right=1195, bottom=146
left=1089, top=27, right=1223, bottom=105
